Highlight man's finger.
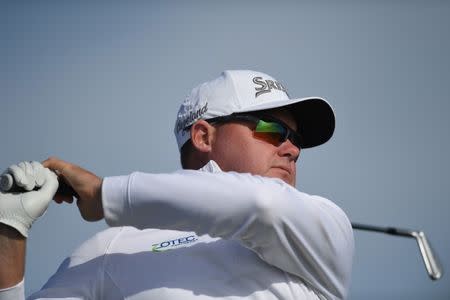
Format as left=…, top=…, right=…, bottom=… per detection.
left=22, top=162, right=36, bottom=191
left=65, top=196, right=74, bottom=204
left=40, top=169, right=58, bottom=193
left=21, top=162, right=33, bottom=178
left=53, top=195, right=63, bottom=204
left=31, top=161, right=46, bottom=187
left=7, top=165, right=28, bottom=190
left=54, top=194, right=73, bottom=204
left=19, top=169, right=58, bottom=221
left=42, top=157, right=71, bottom=173
left=42, top=157, right=79, bottom=186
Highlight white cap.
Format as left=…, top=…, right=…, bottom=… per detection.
left=174, top=70, right=335, bottom=150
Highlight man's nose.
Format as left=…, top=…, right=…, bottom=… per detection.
left=278, top=139, right=300, bottom=162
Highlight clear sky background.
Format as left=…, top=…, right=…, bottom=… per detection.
left=1, top=1, right=449, bottom=299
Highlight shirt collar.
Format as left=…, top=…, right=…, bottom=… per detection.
left=199, top=160, right=222, bottom=173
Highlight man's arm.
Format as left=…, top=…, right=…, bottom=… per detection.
left=0, top=225, right=25, bottom=289
left=0, top=161, right=59, bottom=300
left=100, top=169, right=354, bottom=299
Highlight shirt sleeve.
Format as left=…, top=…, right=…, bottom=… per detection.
left=102, top=170, right=354, bottom=299
left=0, top=279, right=25, bottom=300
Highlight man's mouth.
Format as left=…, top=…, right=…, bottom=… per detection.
left=272, top=166, right=292, bottom=175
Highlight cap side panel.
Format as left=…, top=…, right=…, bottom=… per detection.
left=225, top=71, right=245, bottom=112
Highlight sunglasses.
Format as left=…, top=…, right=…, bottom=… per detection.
left=206, top=113, right=303, bottom=149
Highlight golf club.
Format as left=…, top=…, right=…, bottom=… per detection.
left=1, top=173, right=444, bottom=281
left=0, top=173, right=79, bottom=198
left=352, top=222, right=443, bottom=280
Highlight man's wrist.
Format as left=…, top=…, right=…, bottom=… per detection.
left=0, top=223, right=26, bottom=240
left=95, top=178, right=104, bottom=220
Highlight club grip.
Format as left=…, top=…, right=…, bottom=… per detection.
left=0, top=174, right=14, bottom=192
left=0, top=173, right=79, bottom=198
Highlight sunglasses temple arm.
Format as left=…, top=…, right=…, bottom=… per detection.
left=352, top=222, right=443, bottom=280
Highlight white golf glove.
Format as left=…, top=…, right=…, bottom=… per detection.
left=0, top=161, right=59, bottom=237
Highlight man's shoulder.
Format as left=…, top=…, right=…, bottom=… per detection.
left=64, top=227, right=124, bottom=266
left=38, top=227, right=167, bottom=292
left=69, top=227, right=169, bottom=262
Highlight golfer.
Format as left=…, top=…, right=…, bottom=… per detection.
left=0, top=70, right=354, bottom=299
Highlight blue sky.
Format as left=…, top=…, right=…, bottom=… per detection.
left=1, top=1, right=449, bottom=298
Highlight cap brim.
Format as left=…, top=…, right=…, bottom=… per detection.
left=236, top=97, right=335, bottom=148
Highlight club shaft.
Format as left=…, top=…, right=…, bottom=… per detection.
left=352, top=222, right=414, bottom=238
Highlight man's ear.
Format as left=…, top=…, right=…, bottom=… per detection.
left=190, top=120, right=215, bottom=153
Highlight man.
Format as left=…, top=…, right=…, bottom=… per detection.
left=0, top=70, right=354, bottom=299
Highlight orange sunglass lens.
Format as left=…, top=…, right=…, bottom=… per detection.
left=253, top=132, right=284, bottom=145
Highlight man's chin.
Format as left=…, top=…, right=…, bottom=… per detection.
left=267, top=169, right=295, bottom=186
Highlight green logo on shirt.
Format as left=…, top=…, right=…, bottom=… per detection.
left=151, top=235, right=198, bottom=253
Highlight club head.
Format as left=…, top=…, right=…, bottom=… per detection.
left=412, top=231, right=443, bottom=280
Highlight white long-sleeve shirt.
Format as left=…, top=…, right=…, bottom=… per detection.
left=1, top=160, right=354, bottom=300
